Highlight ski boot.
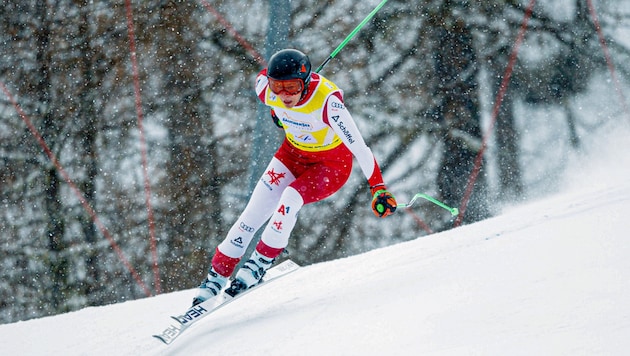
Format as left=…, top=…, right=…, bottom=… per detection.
left=225, top=250, right=274, bottom=297
left=192, top=268, right=228, bottom=306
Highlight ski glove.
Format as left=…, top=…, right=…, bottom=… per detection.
left=370, top=184, right=397, bottom=218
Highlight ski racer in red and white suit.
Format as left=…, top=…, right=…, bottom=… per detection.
left=200, top=50, right=396, bottom=296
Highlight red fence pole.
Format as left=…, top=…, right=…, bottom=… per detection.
left=124, top=0, right=161, bottom=294
left=0, top=81, right=153, bottom=297
left=454, top=0, right=537, bottom=227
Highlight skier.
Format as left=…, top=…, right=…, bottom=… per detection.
left=193, top=49, right=397, bottom=305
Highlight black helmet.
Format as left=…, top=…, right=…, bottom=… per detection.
left=267, top=49, right=312, bottom=86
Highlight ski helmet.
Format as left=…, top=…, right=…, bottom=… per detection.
left=267, top=49, right=312, bottom=89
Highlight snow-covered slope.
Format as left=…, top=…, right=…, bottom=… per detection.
left=1, top=135, right=630, bottom=355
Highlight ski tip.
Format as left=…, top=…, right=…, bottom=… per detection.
left=152, top=334, right=171, bottom=345
left=152, top=322, right=184, bottom=345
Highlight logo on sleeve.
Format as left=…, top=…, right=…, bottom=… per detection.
left=331, top=102, right=345, bottom=110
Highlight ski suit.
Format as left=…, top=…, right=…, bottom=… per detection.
left=211, top=69, right=387, bottom=276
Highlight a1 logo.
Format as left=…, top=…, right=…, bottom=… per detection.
left=277, top=204, right=290, bottom=215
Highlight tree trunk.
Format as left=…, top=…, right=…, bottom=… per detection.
left=433, top=18, right=491, bottom=224
left=493, top=67, right=523, bottom=202
left=77, top=0, right=101, bottom=305
left=35, top=0, right=69, bottom=312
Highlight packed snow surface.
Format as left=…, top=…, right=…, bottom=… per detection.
left=1, top=132, right=630, bottom=355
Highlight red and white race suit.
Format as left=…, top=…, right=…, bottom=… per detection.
left=211, top=69, right=387, bottom=276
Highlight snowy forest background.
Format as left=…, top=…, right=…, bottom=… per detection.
left=1, top=0, right=629, bottom=324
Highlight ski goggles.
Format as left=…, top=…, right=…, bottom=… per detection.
left=268, top=77, right=304, bottom=96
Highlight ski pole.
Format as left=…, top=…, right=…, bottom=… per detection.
left=398, top=193, right=459, bottom=216
left=314, top=0, right=389, bottom=73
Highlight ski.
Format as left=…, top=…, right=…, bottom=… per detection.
left=152, top=259, right=300, bottom=345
